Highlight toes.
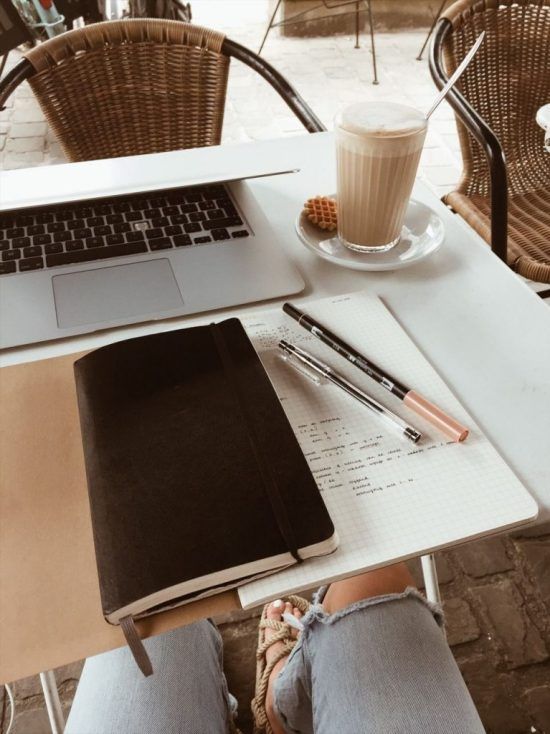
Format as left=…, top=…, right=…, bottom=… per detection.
left=266, top=599, right=284, bottom=621
left=293, top=606, right=303, bottom=620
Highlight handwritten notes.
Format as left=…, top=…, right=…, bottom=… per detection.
left=238, top=293, right=536, bottom=608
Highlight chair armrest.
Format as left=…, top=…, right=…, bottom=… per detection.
left=0, top=58, right=34, bottom=112
left=223, top=38, right=326, bottom=134
left=429, top=19, right=508, bottom=262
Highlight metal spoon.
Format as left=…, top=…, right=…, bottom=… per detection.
left=426, top=31, right=486, bottom=119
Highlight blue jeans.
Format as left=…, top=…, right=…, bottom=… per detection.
left=65, top=588, right=485, bottom=734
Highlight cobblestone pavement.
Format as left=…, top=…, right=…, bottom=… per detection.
left=1, top=5, right=549, bottom=733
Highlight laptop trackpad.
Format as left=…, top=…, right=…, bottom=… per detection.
left=52, top=259, right=184, bottom=328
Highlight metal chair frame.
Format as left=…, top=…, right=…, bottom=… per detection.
left=258, top=0, right=378, bottom=84
left=429, top=17, right=508, bottom=263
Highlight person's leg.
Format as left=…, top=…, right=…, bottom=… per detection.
left=272, top=564, right=485, bottom=734
left=65, top=620, right=234, bottom=734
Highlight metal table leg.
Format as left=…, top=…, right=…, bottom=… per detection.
left=363, top=0, right=378, bottom=84
left=420, top=553, right=441, bottom=604
left=39, top=670, right=65, bottom=734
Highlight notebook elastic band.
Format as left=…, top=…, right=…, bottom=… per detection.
left=210, top=323, right=302, bottom=563
left=120, top=615, right=153, bottom=677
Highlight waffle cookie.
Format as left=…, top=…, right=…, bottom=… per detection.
left=303, top=196, right=338, bottom=232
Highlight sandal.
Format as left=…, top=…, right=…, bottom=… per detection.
left=251, top=595, right=311, bottom=734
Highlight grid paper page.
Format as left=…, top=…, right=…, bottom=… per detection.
left=238, top=292, right=537, bottom=609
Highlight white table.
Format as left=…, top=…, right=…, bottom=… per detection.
left=3, top=132, right=549, bottom=521
left=2, top=132, right=549, bottom=732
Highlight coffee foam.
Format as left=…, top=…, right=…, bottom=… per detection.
left=336, top=101, right=427, bottom=138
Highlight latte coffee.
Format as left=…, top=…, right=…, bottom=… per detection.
left=335, top=102, right=427, bottom=252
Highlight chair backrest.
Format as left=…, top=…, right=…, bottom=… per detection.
left=23, top=20, right=230, bottom=161
left=441, top=0, right=550, bottom=198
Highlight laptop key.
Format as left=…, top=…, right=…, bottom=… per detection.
left=151, top=217, right=169, bottom=228
left=46, top=242, right=147, bottom=267
left=111, top=201, right=131, bottom=213
left=0, top=241, right=9, bottom=251
left=33, top=234, right=52, bottom=245
left=194, top=236, right=212, bottom=244
left=13, top=236, right=31, bottom=248
left=203, top=217, right=243, bottom=231
left=47, top=222, right=66, bottom=233
left=93, top=225, right=111, bottom=236
left=2, top=250, right=21, bottom=261
left=144, top=228, right=163, bottom=240
left=173, top=234, right=192, bottom=247
left=85, top=237, right=105, bottom=248
left=28, top=224, right=45, bottom=235
left=183, top=222, right=202, bottom=234
left=23, top=245, right=43, bottom=257
left=66, top=240, right=84, bottom=251
left=87, top=216, right=104, bottom=227
left=55, top=210, right=74, bottom=221
left=54, top=231, right=72, bottom=242
left=106, top=214, right=123, bottom=224
left=45, top=243, right=64, bottom=254
left=126, top=231, right=145, bottom=243
left=68, top=219, right=85, bottom=230
left=36, top=212, right=54, bottom=224
left=148, top=237, right=172, bottom=251
left=189, top=211, right=207, bottom=222
left=170, top=214, right=188, bottom=225
left=113, top=223, right=131, bottom=234
left=232, top=230, right=250, bottom=238
left=199, top=200, right=217, bottom=210
left=0, top=262, right=16, bottom=275
left=7, top=227, right=24, bottom=238
left=106, top=234, right=124, bottom=245
left=180, top=204, right=197, bottom=214
left=19, top=257, right=44, bottom=271
left=211, top=228, right=230, bottom=241
left=207, top=209, right=225, bottom=220
left=165, top=225, right=183, bottom=235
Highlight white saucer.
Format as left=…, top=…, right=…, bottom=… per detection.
left=296, top=197, right=444, bottom=271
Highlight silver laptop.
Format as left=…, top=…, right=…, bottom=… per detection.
left=0, top=165, right=304, bottom=350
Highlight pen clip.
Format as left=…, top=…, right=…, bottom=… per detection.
left=278, top=353, right=326, bottom=385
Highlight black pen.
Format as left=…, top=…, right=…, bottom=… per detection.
left=283, top=302, right=469, bottom=442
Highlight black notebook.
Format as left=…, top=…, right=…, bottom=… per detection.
left=74, top=319, right=336, bottom=628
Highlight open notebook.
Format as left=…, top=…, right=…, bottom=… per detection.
left=237, top=291, right=537, bottom=608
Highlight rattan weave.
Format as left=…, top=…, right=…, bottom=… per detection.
left=23, top=20, right=229, bottom=161
left=441, top=0, right=550, bottom=282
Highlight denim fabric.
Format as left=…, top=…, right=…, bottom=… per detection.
left=66, top=589, right=485, bottom=734
left=64, top=620, right=233, bottom=734
left=274, top=587, right=485, bottom=734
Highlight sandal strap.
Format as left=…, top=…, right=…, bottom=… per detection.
left=251, top=596, right=312, bottom=734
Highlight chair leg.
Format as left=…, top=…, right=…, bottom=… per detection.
left=0, top=53, right=9, bottom=81
left=363, top=0, right=378, bottom=84
left=416, top=0, right=448, bottom=61
left=39, top=670, right=65, bottom=734
left=258, top=0, right=283, bottom=55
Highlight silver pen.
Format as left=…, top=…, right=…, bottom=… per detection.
left=279, top=340, right=422, bottom=444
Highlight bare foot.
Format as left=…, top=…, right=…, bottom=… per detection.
left=264, top=600, right=303, bottom=734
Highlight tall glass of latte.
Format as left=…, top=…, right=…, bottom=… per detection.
left=335, top=101, right=427, bottom=252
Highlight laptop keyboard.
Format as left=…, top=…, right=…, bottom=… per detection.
left=0, top=183, right=251, bottom=276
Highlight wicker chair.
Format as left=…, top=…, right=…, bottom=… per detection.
left=430, top=0, right=550, bottom=283
left=0, top=19, right=324, bottom=162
